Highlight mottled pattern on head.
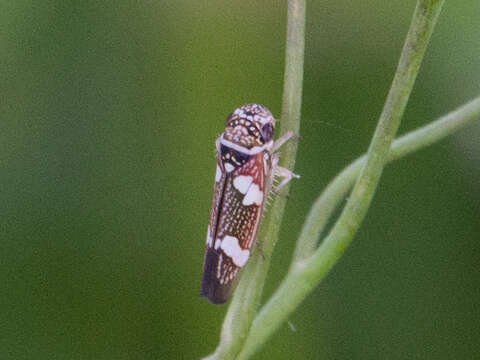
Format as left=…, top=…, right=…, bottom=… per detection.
left=224, top=104, right=275, bottom=149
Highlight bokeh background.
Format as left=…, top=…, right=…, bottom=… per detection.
left=1, top=0, right=479, bottom=359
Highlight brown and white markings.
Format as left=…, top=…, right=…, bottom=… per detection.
left=200, top=104, right=298, bottom=304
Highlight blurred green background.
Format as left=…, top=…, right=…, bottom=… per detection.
left=1, top=0, right=479, bottom=359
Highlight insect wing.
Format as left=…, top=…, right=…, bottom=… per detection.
left=201, top=152, right=268, bottom=304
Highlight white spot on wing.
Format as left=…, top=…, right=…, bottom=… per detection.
left=221, top=235, right=250, bottom=267
left=225, top=163, right=234, bottom=172
left=217, top=253, right=223, bottom=279
left=233, top=175, right=253, bottom=194
left=206, top=226, right=213, bottom=246
left=214, top=238, right=222, bottom=250
left=242, top=184, right=263, bottom=206
left=215, top=165, right=222, bottom=182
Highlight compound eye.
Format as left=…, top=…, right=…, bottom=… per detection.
left=261, top=122, right=274, bottom=142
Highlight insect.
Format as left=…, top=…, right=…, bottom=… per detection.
left=200, top=104, right=298, bottom=304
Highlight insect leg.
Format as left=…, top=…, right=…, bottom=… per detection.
left=272, top=130, right=298, bottom=152
left=273, top=165, right=300, bottom=192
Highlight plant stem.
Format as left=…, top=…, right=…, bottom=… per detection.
left=293, top=97, right=480, bottom=264
left=238, top=95, right=480, bottom=360
left=202, top=1, right=305, bottom=359
left=242, top=94, right=480, bottom=358
left=237, top=1, right=446, bottom=358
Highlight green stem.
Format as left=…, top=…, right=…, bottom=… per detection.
left=237, top=1, right=446, bottom=358
left=240, top=94, right=480, bottom=359
left=202, top=1, right=305, bottom=359
left=294, top=96, right=480, bottom=264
